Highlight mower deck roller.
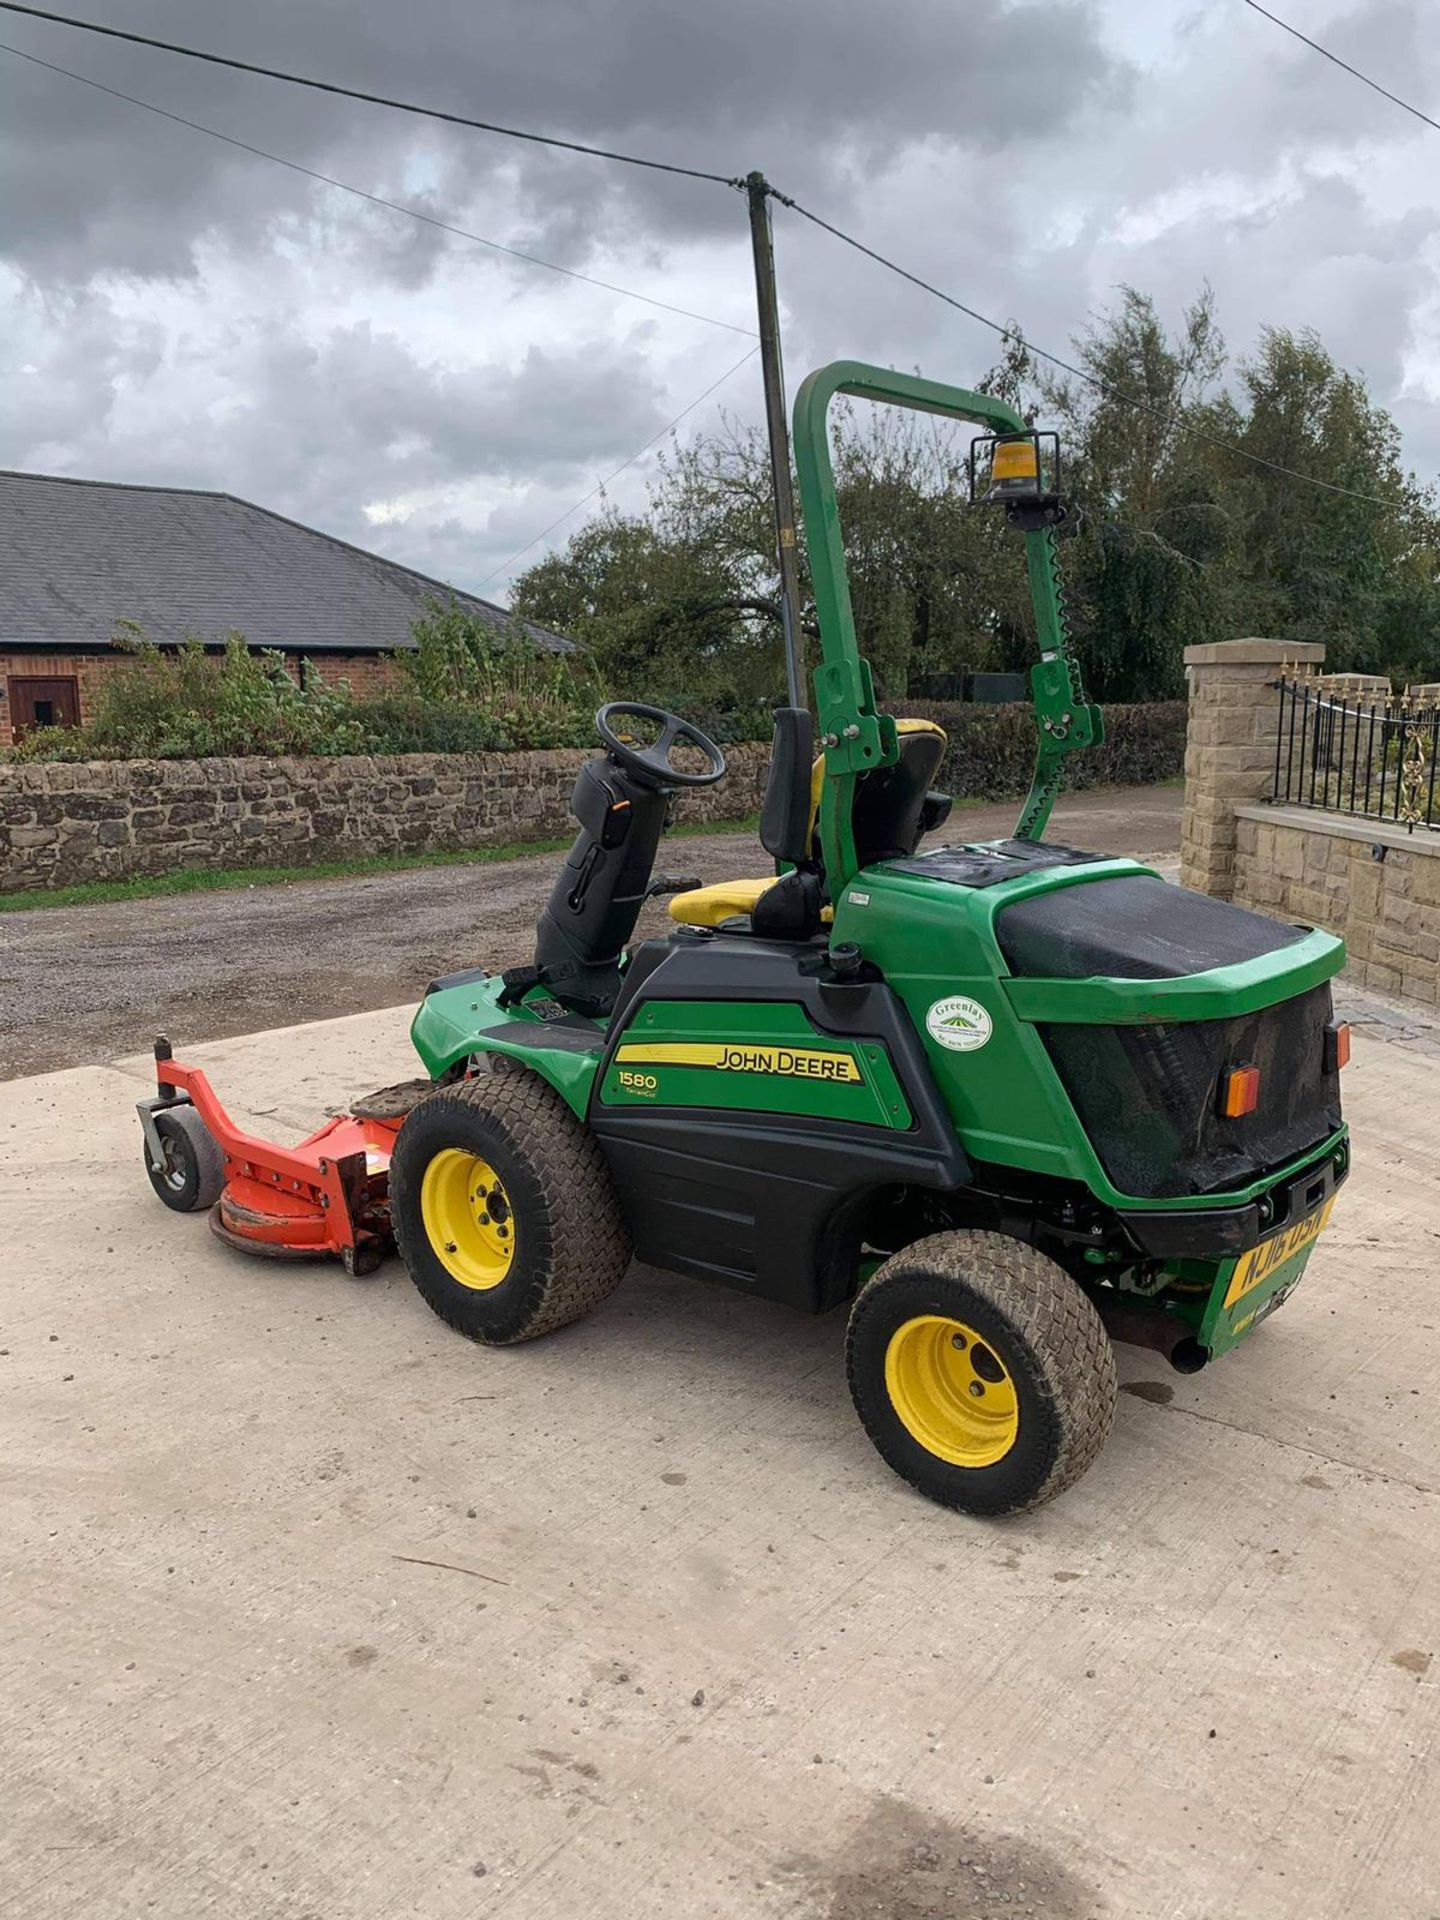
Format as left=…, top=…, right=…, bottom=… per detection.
left=142, top=360, right=1351, bottom=1518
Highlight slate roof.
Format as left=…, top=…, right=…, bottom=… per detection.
left=0, top=470, right=573, bottom=655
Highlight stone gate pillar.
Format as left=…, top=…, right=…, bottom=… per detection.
left=1180, top=638, right=1325, bottom=898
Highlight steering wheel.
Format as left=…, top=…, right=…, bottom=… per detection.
left=595, top=701, right=727, bottom=789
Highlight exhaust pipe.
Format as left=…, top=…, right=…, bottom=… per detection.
left=1096, top=1299, right=1208, bottom=1374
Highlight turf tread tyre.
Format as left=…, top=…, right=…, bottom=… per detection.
left=846, top=1229, right=1116, bottom=1517
left=391, top=1068, right=630, bottom=1345
left=146, top=1106, right=225, bottom=1213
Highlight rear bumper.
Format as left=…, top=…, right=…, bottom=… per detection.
left=1119, top=1132, right=1349, bottom=1261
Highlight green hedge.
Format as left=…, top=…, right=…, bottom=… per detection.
left=895, top=699, right=1186, bottom=801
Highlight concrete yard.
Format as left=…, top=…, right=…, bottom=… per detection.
left=2, top=985, right=1438, bottom=1920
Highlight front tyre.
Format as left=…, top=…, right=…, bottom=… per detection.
left=846, top=1230, right=1116, bottom=1517
left=390, top=1070, right=630, bottom=1345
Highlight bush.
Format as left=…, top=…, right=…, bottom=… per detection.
left=5, top=723, right=94, bottom=763
left=896, top=698, right=1186, bottom=800
left=350, top=695, right=594, bottom=755
left=4, top=628, right=370, bottom=763
left=395, top=598, right=598, bottom=744
left=3, top=606, right=1186, bottom=783
left=0, top=613, right=609, bottom=764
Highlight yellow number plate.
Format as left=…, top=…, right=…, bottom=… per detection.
left=1224, top=1196, right=1336, bottom=1310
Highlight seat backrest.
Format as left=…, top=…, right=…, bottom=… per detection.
left=759, top=706, right=814, bottom=866
left=849, top=719, right=948, bottom=866
left=531, top=754, right=670, bottom=1015
left=758, top=713, right=949, bottom=889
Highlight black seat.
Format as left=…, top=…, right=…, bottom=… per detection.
left=679, top=713, right=953, bottom=943
left=851, top=722, right=948, bottom=865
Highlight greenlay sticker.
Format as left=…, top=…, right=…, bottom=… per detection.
left=925, top=994, right=993, bottom=1053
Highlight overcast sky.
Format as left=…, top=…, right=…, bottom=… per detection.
left=2, top=0, right=1438, bottom=604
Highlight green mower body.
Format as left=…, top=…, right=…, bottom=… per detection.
left=396, top=358, right=1349, bottom=1514
left=414, top=840, right=1347, bottom=1372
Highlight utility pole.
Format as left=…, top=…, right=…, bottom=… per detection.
left=745, top=171, right=805, bottom=708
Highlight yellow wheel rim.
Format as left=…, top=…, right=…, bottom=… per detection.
left=884, top=1315, right=1020, bottom=1468
left=419, top=1149, right=516, bottom=1291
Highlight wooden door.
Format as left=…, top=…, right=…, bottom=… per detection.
left=8, top=675, right=81, bottom=737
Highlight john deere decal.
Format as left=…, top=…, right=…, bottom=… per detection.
left=925, top=994, right=993, bottom=1053
left=614, top=1042, right=862, bottom=1083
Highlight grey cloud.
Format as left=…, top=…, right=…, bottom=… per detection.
left=0, top=0, right=1126, bottom=283
left=1, top=298, right=675, bottom=567
left=3, top=0, right=1439, bottom=608
left=1080, top=1, right=1433, bottom=205
left=1, top=280, right=164, bottom=451
left=228, top=324, right=673, bottom=487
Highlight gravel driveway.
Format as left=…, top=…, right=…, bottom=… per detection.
left=0, top=783, right=1181, bottom=1079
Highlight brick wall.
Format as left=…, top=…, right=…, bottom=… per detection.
left=1, top=651, right=128, bottom=744
left=301, top=654, right=407, bottom=701
left=0, top=649, right=408, bottom=745
left=1234, top=808, right=1440, bottom=1007
left=0, top=742, right=772, bottom=892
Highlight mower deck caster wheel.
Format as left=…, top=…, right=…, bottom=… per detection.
left=145, top=1106, right=225, bottom=1214
left=846, top=1229, right=1117, bottom=1517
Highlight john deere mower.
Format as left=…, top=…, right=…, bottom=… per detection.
left=141, top=362, right=1350, bottom=1517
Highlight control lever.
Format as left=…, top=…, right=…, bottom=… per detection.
left=645, top=873, right=703, bottom=898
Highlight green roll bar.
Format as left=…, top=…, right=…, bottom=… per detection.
left=791, top=360, right=1104, bottom=892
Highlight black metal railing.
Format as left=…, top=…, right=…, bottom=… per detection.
left=1273, top=677, right=1439, bottom=831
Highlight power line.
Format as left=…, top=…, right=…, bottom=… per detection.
left=473, top=345, right=759, bottom=591
left=0, top=40, right=754, bottom=337
left=777, top=192, right=1407, bottom=510
left=0, top=2, right=743, bottom=186
left=1242, top=1, right=1440, bottom=139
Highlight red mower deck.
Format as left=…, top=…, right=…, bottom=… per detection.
left=138, top=1038, right=404, bottom=1276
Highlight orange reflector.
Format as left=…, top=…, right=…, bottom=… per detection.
left=1220, top=1064, right=1261, bottom=1119
left=991, top=437, right=1039, bottom=482
left=1325, top=1022, right=1351, bottom=1072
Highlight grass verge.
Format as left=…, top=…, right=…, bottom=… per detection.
left=0, top=813, right=764, bottom=914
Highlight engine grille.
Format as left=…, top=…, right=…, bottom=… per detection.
left=1040, top=984, right=1342, bottom=1199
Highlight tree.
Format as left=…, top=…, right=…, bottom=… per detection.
left=512, top=391, right=1036, bottom=715
left=1189, top=327, right=1438, bottom=678
left=1030, top=286, right=1232, bottom=701
left=510, top=288, right=1440, bottom=711
left=510, top=511, right=779, bottom=734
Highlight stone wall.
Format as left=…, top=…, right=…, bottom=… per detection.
left=1233, top=807, right=1440, bottom=1007
left=0, top=742, right=772, bottom=893
left=1181, top=635, right=1440, bottom=1007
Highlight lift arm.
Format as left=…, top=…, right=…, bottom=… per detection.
left=791, top=360, right=1102, bottom=891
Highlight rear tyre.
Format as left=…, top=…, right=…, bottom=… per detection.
left=846, top=1229, right=1116, bottom=1517
left=145, top=1106, right=225, bottom=1214
left=390, top=1069, right=630, bottom=1345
